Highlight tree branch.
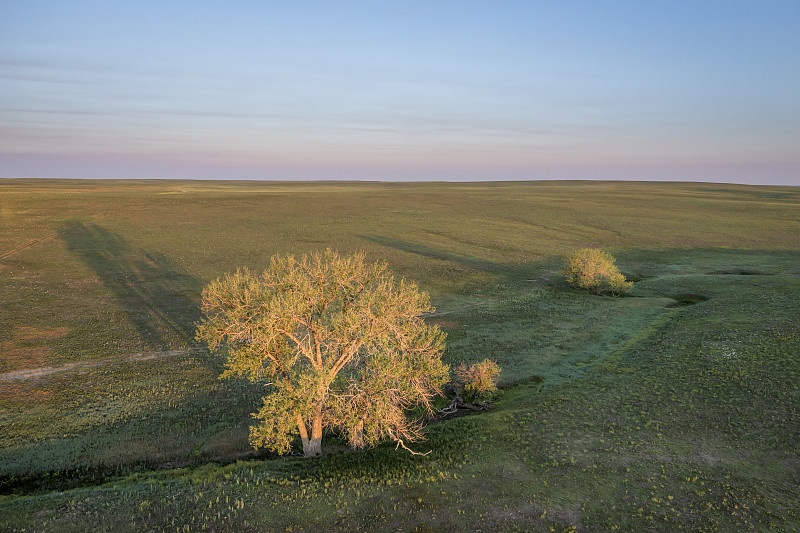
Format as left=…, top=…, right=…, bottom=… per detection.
left=388, top=429, right=431, bottom=456
left=330, top=343, right=359, bottom=377
left=278, top=328, right=315, bottom=363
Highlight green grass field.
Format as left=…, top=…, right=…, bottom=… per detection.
left=1, top=179, right=798, bottom=531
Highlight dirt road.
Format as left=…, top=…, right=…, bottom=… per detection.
left=0, top=348, right=202, bottom=382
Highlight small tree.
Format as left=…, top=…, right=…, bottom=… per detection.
left=196, top=250, right=448, bottom=457
left=563, top=248, right=632, bottom=296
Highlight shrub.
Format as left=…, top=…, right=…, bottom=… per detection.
left=454, top=359, right=501, bottom=402
left=563, top=248, right=633, bottom=296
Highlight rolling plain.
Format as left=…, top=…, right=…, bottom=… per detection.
left=1, top=179, right=798, bottom=531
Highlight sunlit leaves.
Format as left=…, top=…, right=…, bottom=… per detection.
left=454, top=359, right=501, bottom=402
left=563, top=248, right=633, bottom=296
left=197, top=250, right=448, bottom=456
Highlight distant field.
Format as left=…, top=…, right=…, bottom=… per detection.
left=1, top=179, right=799, bottom=531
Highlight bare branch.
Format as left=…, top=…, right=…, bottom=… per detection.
left=389, top=429, right=431, bottom=456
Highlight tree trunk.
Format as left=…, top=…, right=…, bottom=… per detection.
left=301, top=406, right=323, bottom=457
left=303, top=435, right=322, bottom=457
left=295, top=412, right=313, bottom=456
left=353, top=420, right=365, bottom=449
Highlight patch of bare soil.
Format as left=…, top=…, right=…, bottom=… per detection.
left=0, top=379, right=55, bottom=403
left=1, top=342, right=53, bottom=373
left=425, top=318, right=460, bottom=329
left=14, top=326, right=71, bottom=343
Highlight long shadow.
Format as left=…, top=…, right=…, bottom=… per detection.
left=359, top=235, right=508, bottom=273
left=59, top=222, right=201, bottom=350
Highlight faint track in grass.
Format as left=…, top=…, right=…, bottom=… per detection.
left=0, top=212, right=110, bottom=261
left=0, top=234, right=57, bottom=260
left=0, top=348, right=205, bottom=382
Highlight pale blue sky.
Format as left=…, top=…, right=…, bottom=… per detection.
left=1, top=1, right=799, bottom=184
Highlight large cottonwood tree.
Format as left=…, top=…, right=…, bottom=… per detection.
left=196, top=250, right=448, bottom=457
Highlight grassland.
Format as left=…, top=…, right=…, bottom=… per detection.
left=1, top=179, right=798, bottom=531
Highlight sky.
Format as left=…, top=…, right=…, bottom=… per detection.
left=1, top=1, right=799, bottom=185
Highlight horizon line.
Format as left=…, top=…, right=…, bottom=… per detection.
left=1, top=176, right=798, bottom=188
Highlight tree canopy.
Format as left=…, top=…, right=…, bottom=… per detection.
left=196, top=250, right=448, bottom=457
left=563, top=248, right=633, bottom=296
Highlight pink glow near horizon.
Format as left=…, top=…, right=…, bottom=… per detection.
left=1, top=2, right=799, bottom=186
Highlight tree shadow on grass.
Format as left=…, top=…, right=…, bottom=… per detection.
left=359, top=235, right=509, bottom=273
left=59, top=221, right=201, bottom=351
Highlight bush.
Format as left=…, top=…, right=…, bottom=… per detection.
left=563, top=248, right=633, bottom=296
left=454, top=359, right=501, bottom=403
